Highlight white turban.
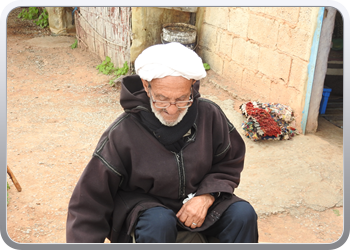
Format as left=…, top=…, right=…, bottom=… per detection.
left=135, top=42, right=207, bottom=82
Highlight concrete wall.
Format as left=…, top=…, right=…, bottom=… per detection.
left=130, top=7, right=191, bottom=63
left=196, top=7, right=320, bottom=132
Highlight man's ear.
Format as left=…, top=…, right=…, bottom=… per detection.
left=141, top=79, right=150, bottom=96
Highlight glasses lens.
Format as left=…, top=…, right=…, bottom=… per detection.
left=150, top=86, right=193, bottom=109
left=154, top=102, right=169, bottom=108
left=176, top=101, right=191, bottom=108
left=153, top=101, right=191, bottom=109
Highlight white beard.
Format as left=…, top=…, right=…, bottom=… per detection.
left=150, top=99, right=188, bottom=127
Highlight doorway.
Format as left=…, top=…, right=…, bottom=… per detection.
left=320, top=10, right=343, bottom=129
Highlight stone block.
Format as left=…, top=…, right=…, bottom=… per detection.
left=201, top=49, right=224, bottom=75
left=298, top=7, right=320, bottom=32
left=248, top=14, right=279, bottom=47
left=265, top=7, right=300, bottom=25
left=248, top=7, right=266, bottom=14
left=289, top=58, right=309, bottom=91
left=227, top=8, right=249, bottom=37
left=277, top=23, right=313, bottom=61
left=231, top=38, right=259, bottom=71
left=205, top=7, right=229, bottom=30
left=198, top=23, right=218, bottom=50
left=268, top=81, right=290, bottom=104
left=218, top=30, right=233, bottom=58
left=231, top=37, right=246, bottom=64
left=288, top=87, right=304, bottom=110
left=285, top=88, right=304, bottom=129
left=223, top=61, right=244, bottom=87
left=241, top=69, right=258, bottom=91
left=244, top=41, right=260, bottom=70
left=242, top=70, right=271, bottom=100
left=258, top=47, right=292, bottom=83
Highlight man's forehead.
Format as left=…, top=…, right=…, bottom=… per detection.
left=149, top=77, right=193, bottom=96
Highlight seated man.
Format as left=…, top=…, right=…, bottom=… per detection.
left=66, top=42, right=258, bottom=243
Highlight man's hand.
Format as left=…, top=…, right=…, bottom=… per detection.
left=176, top=194, right=215, bottom=229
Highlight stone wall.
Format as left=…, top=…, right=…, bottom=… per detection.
left=196, top=7, right=320, bottom=131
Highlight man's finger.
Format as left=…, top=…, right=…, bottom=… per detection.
left=176, top=206, right=184, bottom=218
left=190, top=222, right=198, bottom=229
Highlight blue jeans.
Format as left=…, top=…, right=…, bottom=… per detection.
left=134, top=201, right=258, bottom=243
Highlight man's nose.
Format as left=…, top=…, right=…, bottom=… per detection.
left=166, top=103, right=179, bottom=115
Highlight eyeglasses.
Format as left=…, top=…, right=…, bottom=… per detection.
left=148, top=83, right=193, bottom=109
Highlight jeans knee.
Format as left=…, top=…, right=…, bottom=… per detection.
left=149, top=207, right=176, bottom=228
left=135, top=207, right=177, bottom=243
left=136, top=206, right=177, bottom=231
left=203, top=201, right=258, bottom=243
left=226, top=201, right=257, bottom=225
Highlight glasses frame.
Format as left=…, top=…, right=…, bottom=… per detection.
left=147, top=82, right=193, bottom=109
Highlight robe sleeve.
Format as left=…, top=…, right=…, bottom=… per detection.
left=66, top=156, right=121, bottom=243
left=66, top=113, right=132, bottom=243
left=195, top=102, right=245, bottom=197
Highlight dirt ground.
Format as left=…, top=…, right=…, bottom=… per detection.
left=6, top=7, right=344, bottom=245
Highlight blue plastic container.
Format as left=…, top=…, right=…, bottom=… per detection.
left=319, top=86, right=332, bottom=114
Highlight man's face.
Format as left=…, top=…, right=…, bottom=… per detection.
left=142, top=76, right=195, bottom=127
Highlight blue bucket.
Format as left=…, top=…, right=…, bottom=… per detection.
left=319, top=86, right=332, bottom=114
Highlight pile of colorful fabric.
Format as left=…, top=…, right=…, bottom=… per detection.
left=240, top=101, right=299, bottom=141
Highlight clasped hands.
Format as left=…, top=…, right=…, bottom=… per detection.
left=176, top=194, right=215, bottom=229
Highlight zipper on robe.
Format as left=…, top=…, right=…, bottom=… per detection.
left=172, top=123, right=197, bottom=200
left=173, top=152, right=186, bottom=199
